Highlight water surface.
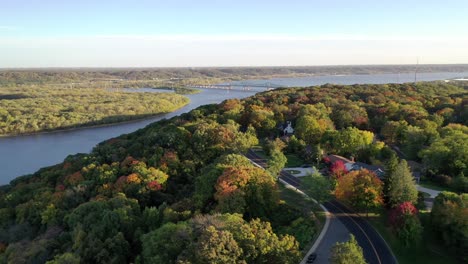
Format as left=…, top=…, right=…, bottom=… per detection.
left=0, top=89, right=255, bottom=184
left=2, top=72, right=466, bottom=184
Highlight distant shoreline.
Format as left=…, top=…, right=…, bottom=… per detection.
left=0, top=102, right=190, bottom=139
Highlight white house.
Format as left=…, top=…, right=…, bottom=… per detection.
left=284, top=121, right=294, bottom=135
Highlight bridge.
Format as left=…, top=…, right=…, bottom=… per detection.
left=189, top=82, right=285, bottom=91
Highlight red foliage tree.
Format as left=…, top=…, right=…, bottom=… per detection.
left=389, top=201, right=418, bottom=228
left=330, top=160, right=348, bottom=179
left=388, top=201, right=422, bottom=247
left=147, top=181, right=162, bottom=191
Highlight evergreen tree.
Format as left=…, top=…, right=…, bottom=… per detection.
left=383, top=152, right=399, bottom=205
left=387, top=160, right=418, bottom=207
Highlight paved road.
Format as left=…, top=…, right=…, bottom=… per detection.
left=245, top=149, right=398, bottom=264
left=311, top=212, right=350, bottom=263
left=323, top=200, right=397, bottom=264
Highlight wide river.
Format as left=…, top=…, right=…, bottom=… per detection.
left=1, top=71, right=467, bottom=185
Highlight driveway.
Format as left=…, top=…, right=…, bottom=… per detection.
left=283, top=167, right=316, bottom=177
left=417, top=185, right=441, bottom=210
left=417, top=185, right=441, bottom=198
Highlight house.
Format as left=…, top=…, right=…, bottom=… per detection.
left=279, top=121, right=294, bottom=135
left=326, top=154, right=385, bottom=179
left=350, top=162, right=385, bottom=179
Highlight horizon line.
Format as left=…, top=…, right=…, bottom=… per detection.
left=2, top=63, right=468, bottom=70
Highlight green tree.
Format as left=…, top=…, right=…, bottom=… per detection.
left=330, top=235, right=367, bottom=264
left=387, top=160, right=418, bottom=207
left=191, top=225, right=243, bottom=264
left=65, top=194, right=139, bottom=263
left=431, top=192, right=468, bottom=261
left=383, top=152, right=399, bottom=204
left=267, top=150, right=287, bottom=178
left=45, top=253, right=81, bottom=264
left=302, top=172, right=332, bottom=203
left=419, top=128, right=468, bottom=177
left=295, top=115, right=323, bottom=144
left=325, top=127, right=374, bottom=157
left=140, top=222, right=192, bottom=264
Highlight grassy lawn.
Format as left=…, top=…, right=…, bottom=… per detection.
left=285, top=153, right=305, bottom=167
left=251, top=147, right=269, bottom=159
left=368, top=210, right=458, bottom=264
left=418, top=180, right=454, bottom=192
left=252, top=147, right=306, bottom=168
left=278, top=184, right=325, bottom=254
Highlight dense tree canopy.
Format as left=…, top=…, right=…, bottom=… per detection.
left=0, top=80, right=466, bottom=262
left=431, top=192, right=468, bottom=262
left=0, top=87, right=189, bottom=136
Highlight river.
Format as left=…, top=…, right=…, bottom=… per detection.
left=0, top=89, right=256, bottom=184
left=1, top=71, right=467, bottom=185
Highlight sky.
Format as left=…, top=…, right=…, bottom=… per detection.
left=1, top=0, right=467, bottom=67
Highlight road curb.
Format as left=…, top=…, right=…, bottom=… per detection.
left=278, top=178, right=331, bottom=264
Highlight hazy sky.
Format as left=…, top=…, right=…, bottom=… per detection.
left=1, top=0, right=467, bottom=67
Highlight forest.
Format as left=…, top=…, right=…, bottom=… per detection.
left=2, top=65, right=468, bottom=88
left=0, top=87, right=189, bottom=136
left=0, top=81, right=466, bottom=263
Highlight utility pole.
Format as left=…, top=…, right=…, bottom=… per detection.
left=414, top=57, right=419, bottom=83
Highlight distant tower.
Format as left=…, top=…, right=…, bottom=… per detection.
left=414, top=57, right=419, bottom=83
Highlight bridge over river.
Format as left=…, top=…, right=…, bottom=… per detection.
left=189, top=82, right=285, bottom=91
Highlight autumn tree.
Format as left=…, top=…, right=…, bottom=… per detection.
left=193, top=154, right=253, bottom=210
left=330, top=102, right=369, bottom=129
left=389, top=202, right=422, bottom=247
left=330, top=160, right=348, bottom=179
left=351, top=170, right=384, bottom=216
left=330, top=235, right=367, bottom=264
left=335, top=169, right=383, bottom=216
left=214, top=166, right=278, bottom=218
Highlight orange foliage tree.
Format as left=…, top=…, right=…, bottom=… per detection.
left=214, top=166, right=278, bottom=218
left=335, top=169, right=383, bottom=216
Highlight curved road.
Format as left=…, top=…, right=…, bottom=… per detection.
left=323, top=200, right=397, bottom=264
left=245, top=149, right=397, bottom=264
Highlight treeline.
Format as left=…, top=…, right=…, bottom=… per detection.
left=2, top=64, right=468, bottom=87
left=0, top=86, right=189, bottom=136
left=0, top=82, right=466, bottom=263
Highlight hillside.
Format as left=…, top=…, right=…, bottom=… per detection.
left=0, top=81, right=466, bottom=263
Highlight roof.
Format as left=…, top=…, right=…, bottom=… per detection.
left=351, top=162, right=385, bottom=178
left=327, top=154, right=353, bottom=164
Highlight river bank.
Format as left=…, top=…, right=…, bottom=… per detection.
left=0, top=88, right=256, bottom=184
